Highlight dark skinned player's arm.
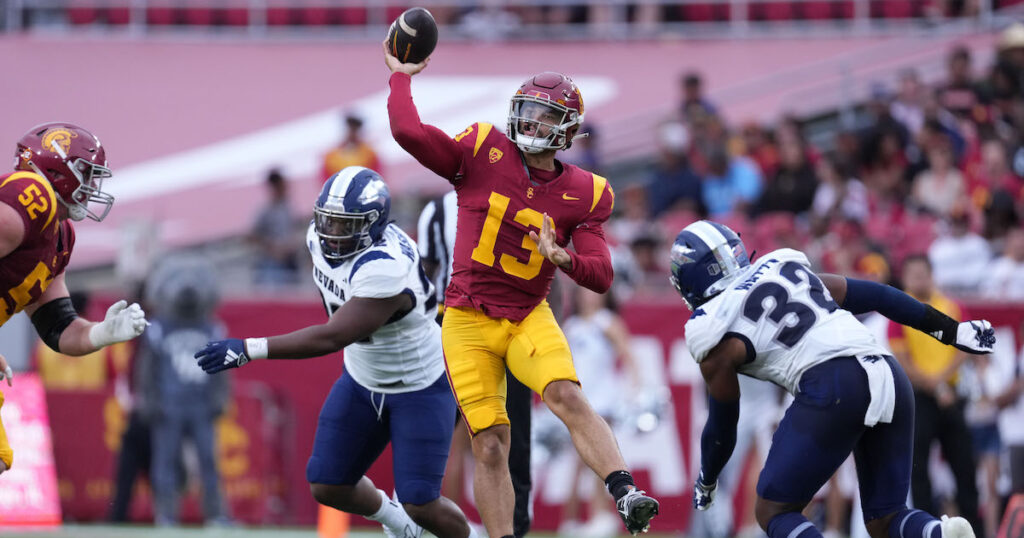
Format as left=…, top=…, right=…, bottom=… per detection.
left=697, top=336, right=748, bottom=485
left=260, top=294, right=412, bottom=359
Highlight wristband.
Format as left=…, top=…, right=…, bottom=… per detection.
left=245, top=338, right=269, bottom=359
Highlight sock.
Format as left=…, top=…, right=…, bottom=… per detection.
left=767, top=512, right=824, bottom=538
left=888, top=509, right=941, bottom=538
left=364, top=489, right=409, bottom=531
left=604, top=470, right=636, bottom=502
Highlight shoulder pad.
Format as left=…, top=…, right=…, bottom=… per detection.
left=763, top=248, right=811, bottom=268
left=684, top=293, right=742, bottom=363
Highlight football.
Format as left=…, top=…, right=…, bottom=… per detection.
left=386, top=7, right=438, bottom=64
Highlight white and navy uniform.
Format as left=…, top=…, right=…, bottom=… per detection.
left=686, top=248, right=917, bottom=519
left=304, top=222, right=455, bottom=504
left=308, top=222, right=443, bottom=393
left=417, top=190, right=457, bottom=307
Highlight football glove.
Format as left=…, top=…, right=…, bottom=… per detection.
left=693, top=471, right=718, bottom=511
left=953, top=320, right=996, bottom=355
left=88, top=300, right=148, bottom=348
left=195, top=339, right=250, bottom=374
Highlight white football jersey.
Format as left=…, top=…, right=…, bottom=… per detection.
left=685, top=249, right=890, bottom=395
left=307, top=222, right=445, bottom=394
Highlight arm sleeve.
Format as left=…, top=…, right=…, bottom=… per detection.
left=843, top=278, right=959, bottom=345
left=387, top=73, right=464, bottom=181
left=562, top=181, right=614, bottom=293
left=699, top=395, right=740, bottom=484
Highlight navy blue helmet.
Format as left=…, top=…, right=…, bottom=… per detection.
left=314, top=166, right=391, bottom=261
left=669, top=220, right=750, bottom=309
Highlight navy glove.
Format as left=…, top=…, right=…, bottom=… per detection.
left=693, top=470, right=718, bottom=511
left=195, top=339, right=250, bottom=374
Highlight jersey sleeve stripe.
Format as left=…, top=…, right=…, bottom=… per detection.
left=349, top=251, right=395, bottom=281
left=590, top=173, right=608, bottom=212
left=1, top=171, right=59, bottom=229
left=472, top=123, right=493, bottom=157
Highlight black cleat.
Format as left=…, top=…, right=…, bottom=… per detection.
left=616, top=488, right=660, bottom=535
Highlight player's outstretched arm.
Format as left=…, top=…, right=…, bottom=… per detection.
left=23, top=274, right=148, bottom=357
left=384, top=43, right=463, bottom=181
left=693, top=337, right=747, bottom=511
left=820, top=274, right=995, bottom=354
left=194, top=294, right=412, bottom=374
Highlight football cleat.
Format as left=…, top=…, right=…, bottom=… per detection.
left=616, top=488, right=660, bottom=535
left=939, top=515, right=975, bottom=538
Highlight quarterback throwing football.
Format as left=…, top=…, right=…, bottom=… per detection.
left=385, top=46, right=659, bottom=537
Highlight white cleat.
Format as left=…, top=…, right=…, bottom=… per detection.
left=939, top=515, right=975, bottom=538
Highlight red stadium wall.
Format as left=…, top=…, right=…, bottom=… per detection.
left=45, top=299, right=1024, bottom=529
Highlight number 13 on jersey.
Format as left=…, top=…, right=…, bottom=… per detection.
left=470, top=191, right=546, bottom=280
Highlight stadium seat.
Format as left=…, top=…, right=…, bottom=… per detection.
left=104, top=6, right=131, bottom=25
left=222, top=4, right=249, bottom=26
left=337, top=7, right=368, bottom=25
left=266, top=5, right=296, bottom=25
left=67, top=2, right=99, bottom=25
left=803, top=1, right=855, bottom=19
left=300, top=4, right=331, bottom=26
left=146, top=3, right=176, bottom=25
left=871, top=0, right=920, bottom=18
left=183, top=0, right=215, bottom=26
left=751, top=2, right=797, bottom=21
left=678, top=3, right=731, bottom=21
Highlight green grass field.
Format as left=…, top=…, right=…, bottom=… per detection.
left=0, top=525, right=685, bottom=538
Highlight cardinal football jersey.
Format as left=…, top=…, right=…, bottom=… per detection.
left=307, top=222, right=443, bottom=393
left=685, top=249, right=889, bottom=394
left=0, top=171, right=75, bottom=326
left=445, top=122, right=614, bottom=321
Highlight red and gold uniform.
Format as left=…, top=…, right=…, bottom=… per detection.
left=0, top=170, right=74, bottom=470
left=389, top=72, right=614, bottom=432
left=0, top=171, right=75, bottom=327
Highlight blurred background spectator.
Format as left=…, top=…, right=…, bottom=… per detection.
left=888, top=255, right=982, bottom=535
left=249, top=168, right=302, bottom=287
left=320, top=112, right=381, bottom=183
left=140, top=254, right=231, bottom=527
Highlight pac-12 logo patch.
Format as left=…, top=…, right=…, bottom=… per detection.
left=489, top=147, right=503, bottom=164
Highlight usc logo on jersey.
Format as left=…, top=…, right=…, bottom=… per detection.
left=42, top=129, right=77, bottom=156
left=489, top=147, right=503, bottom=164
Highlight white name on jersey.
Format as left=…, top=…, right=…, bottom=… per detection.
left=307, top=223, right=445, bottom=394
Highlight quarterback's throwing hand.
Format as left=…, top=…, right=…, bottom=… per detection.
left=195, top=339, right=250, bottom=374
left=693, top=472, right=718, bottom=511
left=530, top=213, right=572, bottom=270
left=382, top=41, right=429, bottom=76
left=88, top=300, right=148, bottom=348
left=954, top=320, right=996, bottom=354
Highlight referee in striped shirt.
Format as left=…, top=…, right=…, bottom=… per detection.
left=418, top=191, right=543, bottom=538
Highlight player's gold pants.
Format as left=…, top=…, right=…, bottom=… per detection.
left=441, top=301, right=578, bottom=434
left=0, top=391, right=12, bottom=469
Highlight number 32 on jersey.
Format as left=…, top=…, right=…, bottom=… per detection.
left=470, top=192, right=546, bottom=280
